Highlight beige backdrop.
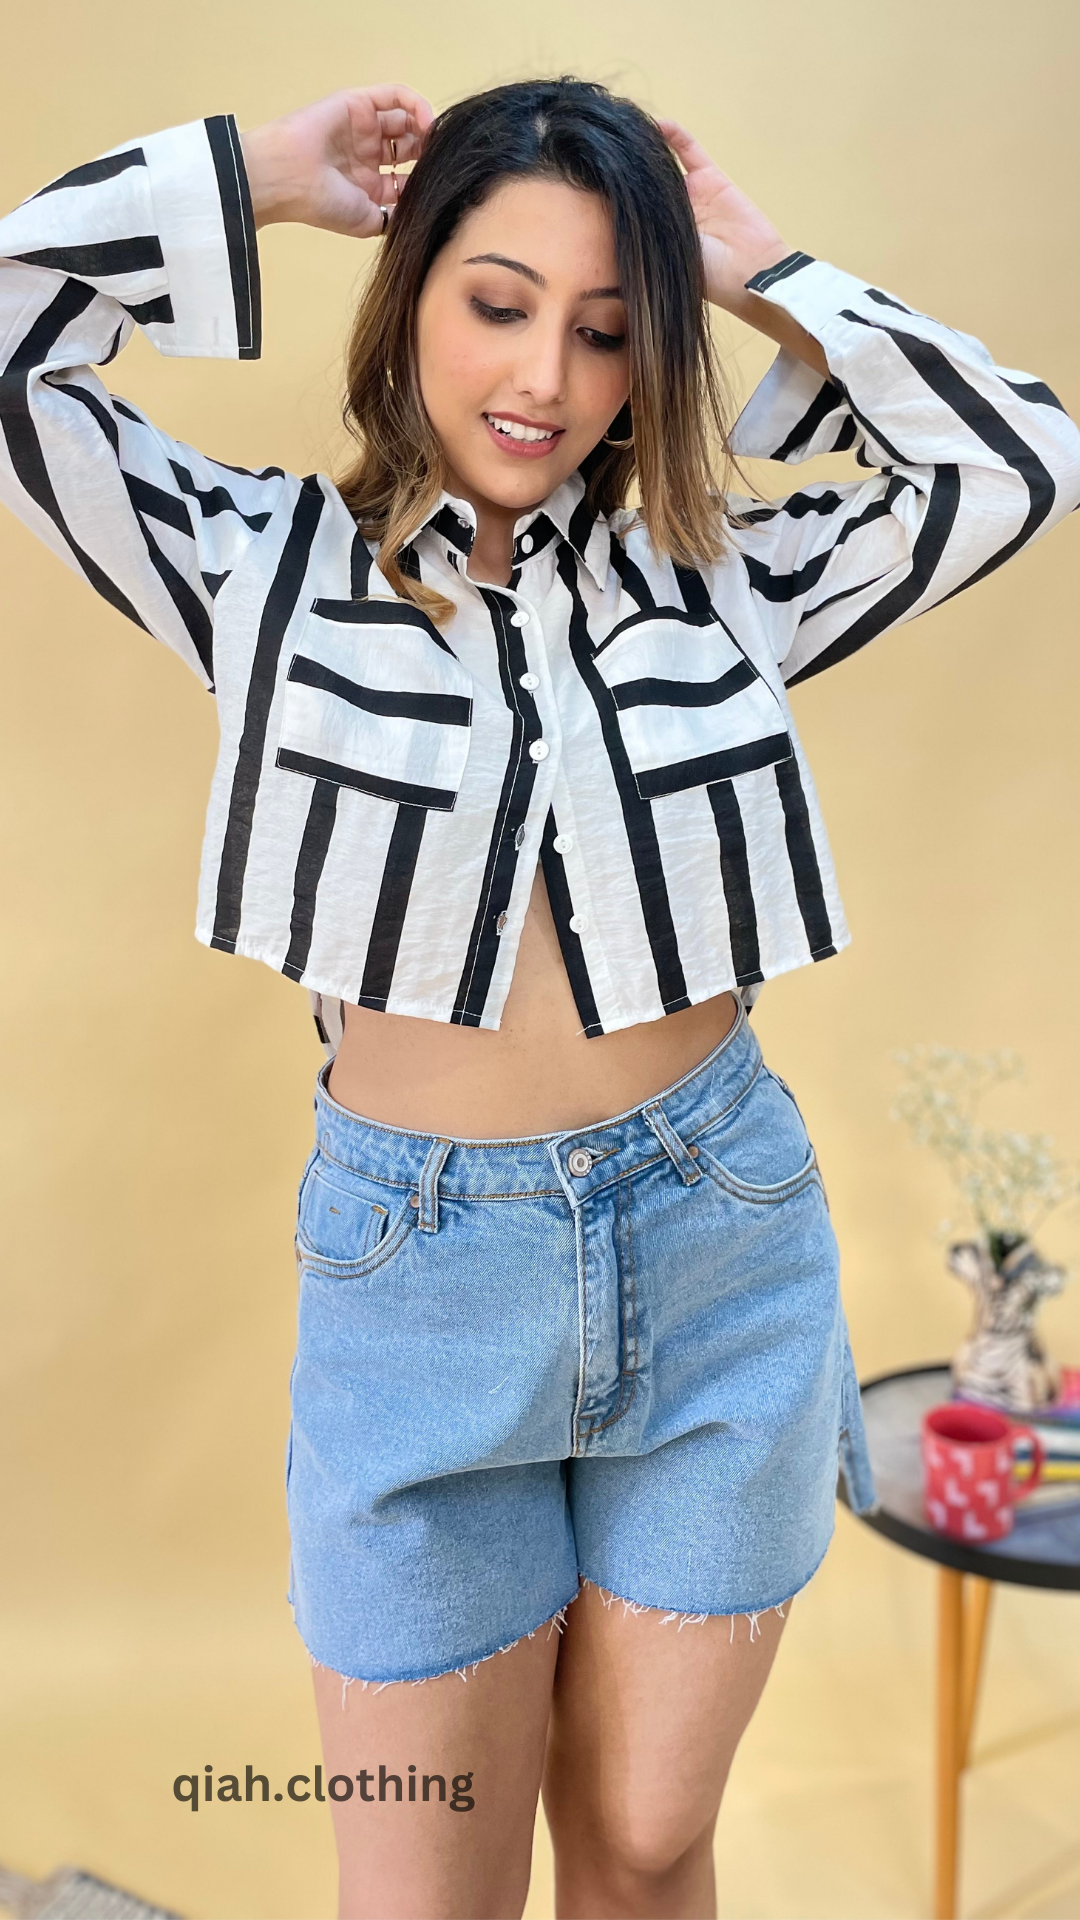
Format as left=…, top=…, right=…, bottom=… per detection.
left=2, top=4, right=1079, bottom=1917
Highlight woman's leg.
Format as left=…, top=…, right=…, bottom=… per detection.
left=312, top=1617, right=563, bottom=1920
left=542, top=1579, right=788, bottom=1920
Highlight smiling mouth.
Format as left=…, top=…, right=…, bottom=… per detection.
left=483, top=412, right=564, bottom=449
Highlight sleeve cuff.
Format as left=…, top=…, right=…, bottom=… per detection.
left=745, top=251, right=889, bottom=340
left=731, top=252, right=898, bottom=463
left=140, top=114, right=261, bottom=360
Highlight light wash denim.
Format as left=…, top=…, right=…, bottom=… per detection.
left=285, top=1001, right=876, bottom=1686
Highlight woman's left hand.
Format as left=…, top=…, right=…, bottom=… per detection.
left=658, top=120, right=792, bottom=312
left=659, top=119, right=828, bottom=375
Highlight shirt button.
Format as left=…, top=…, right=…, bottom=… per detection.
left=496, top=911, right=508, bottom=934
left=519, top=534, right=534, bottom=554
left=519, top=671, right=539, bottom=690
left=510, top=610, right=529, bottom=627
left=552, top=833, right=573, bottom=855
left=529, top=740, right=549, bottom=762
left=514, top=824, right=525, bottom=850
left=568, top=913, right=588, bottom=934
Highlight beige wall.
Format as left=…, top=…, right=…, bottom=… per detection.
left=2, top=3, right=1079, bottom=1915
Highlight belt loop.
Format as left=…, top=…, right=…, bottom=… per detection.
left=642, top=1102, right=703, bottom=1185
left=416, top=1137, right=453, bottom=1232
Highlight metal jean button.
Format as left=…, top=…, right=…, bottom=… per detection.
left=567, top=1147, right=593, bottom=1178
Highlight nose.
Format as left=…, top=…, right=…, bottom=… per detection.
left=512, top=314, right=568, bottom=408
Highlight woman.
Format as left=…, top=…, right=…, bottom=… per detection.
left=1, top=73, right=1077, bottom=1920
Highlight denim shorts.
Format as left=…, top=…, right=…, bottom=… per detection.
left=284, top=1001, right=876, bottom=1686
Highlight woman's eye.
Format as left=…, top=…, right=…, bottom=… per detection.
left=580, top=327, right=627, bottom=353
left=470, top=296, right=526, bottom=324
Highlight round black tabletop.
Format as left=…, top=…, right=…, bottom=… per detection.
left=841, top=1364, right=1080, bottom=1592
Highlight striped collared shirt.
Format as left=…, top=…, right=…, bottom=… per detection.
left=2, top=115, right=1079, bottom=1049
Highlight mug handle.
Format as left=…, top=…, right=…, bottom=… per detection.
left=1010, top=1425, right=1045, bottom=1501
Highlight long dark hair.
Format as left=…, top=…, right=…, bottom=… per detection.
left=337, top=76, right=734, bottom=620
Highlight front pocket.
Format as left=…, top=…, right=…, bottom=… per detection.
left=296, top=1206, right=417, bottom=1281
left=593, top=611, right=793, bottom=800
left=295, top=1154, right=403, bottom=1275
left=276, top=600, right=474, bottom=811
left=692, top=1065, right=821, bottom=1203
left=697, top=1136, right=820, bottom=1205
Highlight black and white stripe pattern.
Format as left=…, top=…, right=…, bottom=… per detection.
left=2, top=126, right=1079, bottom=1043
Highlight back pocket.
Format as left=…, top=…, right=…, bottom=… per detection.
left=594, top=612, right=792, bottom=800
left=276, top=599, right=474, bottom=811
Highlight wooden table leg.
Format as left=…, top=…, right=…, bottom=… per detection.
left=935, top=1568, right=965, bottom=1920
left=934, top=1571, right=997, bottom=1919
left=959, top=1578, right=993, bottom=1772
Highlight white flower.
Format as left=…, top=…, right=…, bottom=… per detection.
left=892, top=1045, right=1080, bottom=1243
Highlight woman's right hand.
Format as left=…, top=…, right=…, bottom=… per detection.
left=239, top=86, right=434, bottom=238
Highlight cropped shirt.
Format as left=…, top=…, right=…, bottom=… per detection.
left=2, top=114, right=1079, bottom=1049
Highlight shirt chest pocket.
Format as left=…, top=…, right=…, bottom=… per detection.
left=594, top=615, right=793, bottom=801
left=275, top=600, right=474, bottom=811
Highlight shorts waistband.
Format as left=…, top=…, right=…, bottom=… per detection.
left=311, top=1000, right=763, bottom=1205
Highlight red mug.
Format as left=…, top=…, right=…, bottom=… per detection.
left=922, top=1403, right=1044, bottom=1542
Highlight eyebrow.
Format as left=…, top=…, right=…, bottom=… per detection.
left=463, top=252, right=622, bottom=300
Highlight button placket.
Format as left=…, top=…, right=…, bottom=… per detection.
left=481, top=591, right=555, bottom=983
left=507, top=592, right=561, bottom=808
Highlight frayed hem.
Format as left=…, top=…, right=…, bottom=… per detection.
left=303, top=1565, right=799, bottom=1703
left=579, top=1576, right=791, bottom=1642
left=306, top=1584, right=584, bottom=1704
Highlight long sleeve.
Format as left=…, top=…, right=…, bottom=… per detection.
left=0, top=115, right=289, bottom=690
left=723, top=253, right=1080, bottom=686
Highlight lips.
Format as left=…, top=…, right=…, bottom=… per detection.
left=482, top=413, right=565, bottom=459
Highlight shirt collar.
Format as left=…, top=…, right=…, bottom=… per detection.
left=409, top=469, right=613, bottom=592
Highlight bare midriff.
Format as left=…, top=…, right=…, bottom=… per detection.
left=327, top=864, right=739, bottom=1137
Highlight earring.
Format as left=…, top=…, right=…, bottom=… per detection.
left=602, top=404, right=633, bottom=449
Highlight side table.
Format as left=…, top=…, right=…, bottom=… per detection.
left=841, top=1364, right=1080, bottom=1920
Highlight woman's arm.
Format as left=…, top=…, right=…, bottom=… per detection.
left=0, top=88, right=430, bottom=688
left=661, top=121, right=1080, bottom=686
left=0, top=117, right=284, bottom=688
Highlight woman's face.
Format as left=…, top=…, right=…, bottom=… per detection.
left=415, top=177, right=630, bottom=517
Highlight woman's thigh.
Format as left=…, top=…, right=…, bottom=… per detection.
left=541, top=1579, right=787, bottom=1889
left=312, top=1619, right=562, bottom=1920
